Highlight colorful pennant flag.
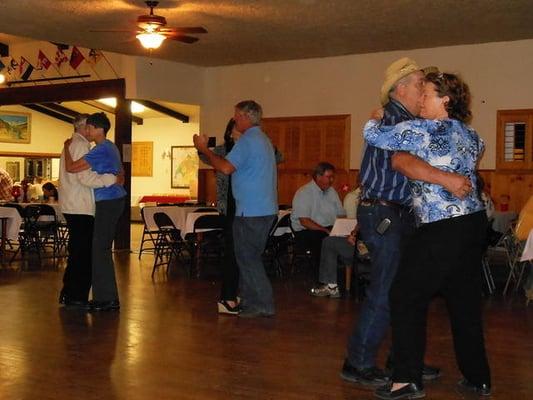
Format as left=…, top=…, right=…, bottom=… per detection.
left=88, top=49, right=103, bottom=65
left=19, top=57, right=34, bottom=81
left=54, top=48, right=69, bottom=67
left=69, top=46, right=85, bottom=69
left=36, top=50, right=52, bottom=70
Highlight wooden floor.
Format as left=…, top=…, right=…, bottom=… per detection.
left=0, top=224, right=531, bottom=400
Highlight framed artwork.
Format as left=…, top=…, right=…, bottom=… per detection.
left=5, top=161, right=20, bottom=182
left=171, top=146, right=199, bottom=189
left=0, top=111, right=31, bottom=143
left=132, top=141, right=153, bottom=176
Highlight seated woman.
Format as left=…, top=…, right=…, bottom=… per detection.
left=42, top=182, right=59, bottom=202
left=364, top=72, right=491, bottom=399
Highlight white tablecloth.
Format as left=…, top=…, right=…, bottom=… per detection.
left=183, top=211, right=220, bottom=239
left=142, top=206, right=217, bottom=237
left=0, top=207, right=23, bottom=240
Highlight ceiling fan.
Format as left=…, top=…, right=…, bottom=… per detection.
left=92, top=1, right=207, bottom=50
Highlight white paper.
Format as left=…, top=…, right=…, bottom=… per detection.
left=329, top=218, right=357, bottom=237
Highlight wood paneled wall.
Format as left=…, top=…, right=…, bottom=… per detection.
left=199, top=168, right=533, bottom=213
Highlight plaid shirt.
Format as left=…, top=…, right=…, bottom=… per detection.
left=0, top=168, right=13, bottom=201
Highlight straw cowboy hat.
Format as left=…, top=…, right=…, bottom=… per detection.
left=380, top=57, right=439, bottom=105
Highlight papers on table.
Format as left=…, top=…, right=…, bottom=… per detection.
left=329, top=218, right=357, bottom=237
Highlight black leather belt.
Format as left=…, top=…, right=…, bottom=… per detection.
left=360, top=198, right=410, bottom=212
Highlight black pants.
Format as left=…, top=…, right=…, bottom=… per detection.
left=92, top=197, right=125, bottom=302
left=220, top=214, right=239, bottom=301
left=62, top=214, right=94, bottom=301
left=294, top=229, right=329, bottom=270
left=390, top=211, right=491, bottom=387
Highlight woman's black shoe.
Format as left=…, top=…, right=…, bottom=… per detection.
left=89, top=300, right=120, bottom=311
left=457, top=379, right=491, bottom=396
left=375, top=382, right=425, bottom=400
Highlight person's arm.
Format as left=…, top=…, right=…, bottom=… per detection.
left=298, top=217, right=331, bottom=234
left=193, top=134, right=235, bottom=175
left=76, top=170, right=117, bottom=188
left=64, top=139, right=91, bottom=173
left=392, top=152, right=471, bottom=199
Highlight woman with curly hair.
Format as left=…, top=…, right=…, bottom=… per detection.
left=363, top=73, right=491, bottom=399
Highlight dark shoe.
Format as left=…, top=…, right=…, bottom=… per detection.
left=458, top=379, right=491, bottom=396
left=90, top=300, right=120, bottom=311
left=422, top=364, right=441, bottom=381
left=63, top=299, right=91, bottom=309
left=218, top=300, right=240, bottom=315
left=238, top=310, right=274, bottom=318
left=375, top=382, right=425, bottom=400
left=340, top=360, right=389, bottom=386
left=59, top=290, right=67, bottom=305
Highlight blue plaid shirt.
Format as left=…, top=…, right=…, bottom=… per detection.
left=364, top=118, right=485, bottom=224
left=359, top=99, right=413, bottom=205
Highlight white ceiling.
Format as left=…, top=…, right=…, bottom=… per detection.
left=1, top=0, right=533, bottom=67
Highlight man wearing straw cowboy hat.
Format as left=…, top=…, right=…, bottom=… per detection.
left=340, top=57, right=472, bottom=386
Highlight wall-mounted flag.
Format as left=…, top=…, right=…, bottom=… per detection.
left=37, top=50, right=52, bottom=70
left=88, top=49, right=103, bottom=65
left=54, top=48, right=68, bottom=67
left=19, top=57, right=35, bottom=81
left=69, top=46, right=85, bottom=69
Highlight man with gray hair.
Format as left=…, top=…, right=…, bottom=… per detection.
left=58, top=113, right=117, bottom=308
left=194, top=100, right=278, bottom=318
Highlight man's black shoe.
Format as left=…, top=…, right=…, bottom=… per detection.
left=89, top=300, right=120, bottom=311
left=340, top=359, right=389, bottom=386
left=457, top=379, right=491, bottom=396
left=63, top=299, right=91, bottom=309
left=375, top=382, right=425, bottom=400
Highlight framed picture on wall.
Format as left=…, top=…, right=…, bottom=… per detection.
left=171, top=146, right=199, bottom=189
left=0, top=111, right=31, bottom=144
left=5, top=161, right=20, bottom=182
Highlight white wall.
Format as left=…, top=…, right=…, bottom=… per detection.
left=0, top=104, right=71, bottom=154
left=131, top=115, right=200, bottom=204
left=200, top=39, right=533, bottom=169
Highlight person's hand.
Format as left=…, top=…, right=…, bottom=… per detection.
left=370, top=108, right=384, bottom=120
left=64, top=138, right=72, bottom=148
left=193, top=134, right=209, bottom=152
left=442, top=172, right=472, bottom=199
left=347, top=229, right=357, bottom=246
left=116, top=171, right=125, bottom=186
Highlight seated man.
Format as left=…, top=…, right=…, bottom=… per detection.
left=291, top=162, right=346, bottom=268
left=310, top=229, right=357, bottom=298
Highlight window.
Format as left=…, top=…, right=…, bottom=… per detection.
left=497, top=109, right=533, bottom=170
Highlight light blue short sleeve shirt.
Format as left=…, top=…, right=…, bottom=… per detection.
left=225, top=126, right=278, bottom=217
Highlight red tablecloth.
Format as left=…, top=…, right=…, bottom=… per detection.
left=139, top=195, right=190, bottom=204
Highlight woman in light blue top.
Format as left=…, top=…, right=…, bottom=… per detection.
left=366, top=73, right=491, bottom=400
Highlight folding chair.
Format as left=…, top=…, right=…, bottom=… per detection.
left=138, top=206, right=159, bottom=259
left=188, top=214, right=225, bottom=278
left=263, top=213, right=294, bottom=277
left=152, top=212, right=187, bottom=277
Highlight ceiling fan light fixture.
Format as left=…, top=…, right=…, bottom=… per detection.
left=136, top=32, right=166, bottom=49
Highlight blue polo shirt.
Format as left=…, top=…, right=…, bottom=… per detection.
left=225, top=126, right=277, bottom=217
left=84, top=139, right=127, bottom=201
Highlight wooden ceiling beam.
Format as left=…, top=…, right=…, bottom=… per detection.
left=23, top=104, right=74, bottom=124
left=134, top=99, right=189, bottom=123
left=81, top=100, right=144, bottom=125
left=41, top=102, right=81, bottom=118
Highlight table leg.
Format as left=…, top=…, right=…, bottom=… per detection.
left=0, top=217, right=7, bottom=265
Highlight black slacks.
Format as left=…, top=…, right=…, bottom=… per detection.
left=62, top=213, right=94, bottom=301
left=390, top=211, right=491, bottom=387
left=220, top=213, right=239, bottom=301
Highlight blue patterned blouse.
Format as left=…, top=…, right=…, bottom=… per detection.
left=363, top=118, right=484, bottom=224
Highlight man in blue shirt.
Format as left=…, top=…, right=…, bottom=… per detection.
left=341, top=58, right=472, bottom=386
left=194, top=100, right=278, bottom=318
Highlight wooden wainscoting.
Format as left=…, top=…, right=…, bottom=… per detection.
left=200, top=168, right=533, bottom=213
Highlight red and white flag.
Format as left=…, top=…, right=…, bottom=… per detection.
left=54, top=48, right=69, bottom=67
left=69, top=46, right=85, bottom=69
left=36, top=50, right=52, bottom=70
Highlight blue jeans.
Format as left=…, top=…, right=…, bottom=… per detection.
left=233, top=215, right=277, bottom=314
left=346, top=203, right=414, bottom=368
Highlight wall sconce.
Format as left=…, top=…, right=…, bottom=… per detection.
left=161, top=150, right=171, bottom=160
left=0, top=73, right=6, bottom=85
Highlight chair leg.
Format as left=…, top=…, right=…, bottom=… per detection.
left=345, top=265, right=353, bottom=294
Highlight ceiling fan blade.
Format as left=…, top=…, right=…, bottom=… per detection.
left=159, top=27, right=207, bottom=34
left=89, top=29, right=136, bottom=33
left=166, top=34, right=199, bottom=44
